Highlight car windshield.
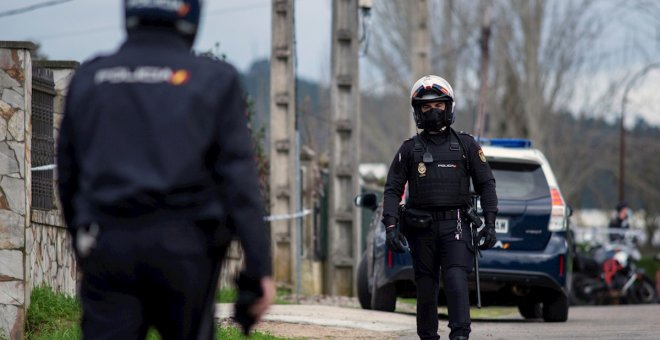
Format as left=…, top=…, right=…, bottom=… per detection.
left=489, top=161, right=549, bottom=200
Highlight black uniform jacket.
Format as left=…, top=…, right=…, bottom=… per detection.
left=382, top=129, right=497, bottom=228
left=57, top=29, right=271, bottom=278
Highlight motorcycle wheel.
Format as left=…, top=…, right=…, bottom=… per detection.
left=570, top=273, right=599, bottom=305
left=626, top=276, right=658, bottom=304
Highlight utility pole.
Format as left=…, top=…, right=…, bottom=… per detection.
left=474, top=3, right=491, bottom=137
left=327, top=0, right=361, bottom=296
left=269, top=0, right=297, bottom=288
left=410, top=0, right=430, bottom=135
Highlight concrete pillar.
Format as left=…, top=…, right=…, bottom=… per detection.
left=328, top=0, right=361, bottom=296
left=410, top=0, right=430, bottom=135
left=0, top=40, right=35, bottom=340
left=269, top=0, right=298, bottom=288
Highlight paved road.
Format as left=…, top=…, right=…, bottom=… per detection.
left=217, top=304, right=660, bottom=339
left=430, top=305, right=660, bottom=340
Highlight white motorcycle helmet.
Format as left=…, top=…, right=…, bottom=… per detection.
left=409, top=75, right=456, bottom=130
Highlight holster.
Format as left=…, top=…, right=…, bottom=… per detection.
left=401, top=206, right=433, bottom=229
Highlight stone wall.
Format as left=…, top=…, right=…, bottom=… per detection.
left=0, top=41, right=35, bottom=340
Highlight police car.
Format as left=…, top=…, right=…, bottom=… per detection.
left=355, top=138, right=572, bottom=322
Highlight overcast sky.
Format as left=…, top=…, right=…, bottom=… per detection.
left=2, top=0, right=659, bottom=126
left=1, top=0, right=332, bottom=82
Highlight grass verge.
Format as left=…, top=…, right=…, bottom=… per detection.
left=397, top=297, right=518, bottom=318
left=216, top=287, right=292, bottom=304
left=27, top=286, right=289, bottom=340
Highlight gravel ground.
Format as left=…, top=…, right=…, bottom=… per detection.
left=217, top=295, right=417, bottom=339
left=217, top=295, right=527, bottom=339
left=277, top=294, right=417, bottom=314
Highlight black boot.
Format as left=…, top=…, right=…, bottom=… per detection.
left=450, top=337, right=468, bottom=340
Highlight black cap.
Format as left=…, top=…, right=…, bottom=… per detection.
left=616, top=201, right=628, bottom=211
left=124, top=0, right=202, bottom=43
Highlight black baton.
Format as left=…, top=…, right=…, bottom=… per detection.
left=465, top=195, right=483, bottom=309
left=471, top=225, right=482, bottom=308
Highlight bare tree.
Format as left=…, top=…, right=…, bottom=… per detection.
left=489, top=0, right=606, bottom=146
left=367, top=0, right=414, bottom=95
left=625, top=129, right=660, bottom=249
left=361, top=0, right=660, bottom=231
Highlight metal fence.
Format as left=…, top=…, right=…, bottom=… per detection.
left=31, top=67, right=56, bottom=210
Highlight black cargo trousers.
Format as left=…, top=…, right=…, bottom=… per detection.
left=405, top=216, right=473, bottom=340
left=76, top=217, right=232, bottom=340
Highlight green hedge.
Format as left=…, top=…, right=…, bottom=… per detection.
left=638, top=256, right=660, bottom=283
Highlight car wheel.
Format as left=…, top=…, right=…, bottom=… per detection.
left=357, top=252, right=372, bottom=310
left=542, top=293, right=569, bottom=322
left=371, top=282, right=396, bottom=312
left=518, top=301, right=542, bottom=319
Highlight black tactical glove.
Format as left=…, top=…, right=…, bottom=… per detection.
left=234, top=273, right=263, bottom=335
left=477, top=225, right=497, bottom=250
left=478, top=211, right=497, bottom=250
left=386, top=225, right=409, bottom=253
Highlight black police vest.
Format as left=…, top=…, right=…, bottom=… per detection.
left=407, top=130, right=471, bottom=209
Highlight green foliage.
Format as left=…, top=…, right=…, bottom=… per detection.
left=26, top=286, right=81, bottom=339
left=638, top=256, right=660, bottom=283
left=216, top=287, right=291, bottom=305
left=274, top=288, right=293, bottom=305
left=397, top=297, right=517, bottom=318
left=216, top=326, right=291, bottom=339
left=245, top=96, right=270, bottom=212
left=216, top=287, right=238, bottom=303
left=26, top=286, right=289, bottom=340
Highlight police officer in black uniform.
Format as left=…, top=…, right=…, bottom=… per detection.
left=608, top=202, right=629, bottom=242
left=382, top=75, right=498, bottom=340
left=56, top=1, right=274, bottom=338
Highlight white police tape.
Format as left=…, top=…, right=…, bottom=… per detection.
left=31, top=164, right=57, bottom=171
left=30, top=162, right=310, bottom=222
left=264, top=209, right=312, bottom=222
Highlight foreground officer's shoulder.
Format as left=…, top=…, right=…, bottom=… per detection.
left=195, top=54, right=239, bottom=76
left=457, top=131, right=480, bottom=147
left=73, top=54, right=111, bottom=76
left=457, top=130, right=475, bottom=139
left=194, top=56, right=242, bottom=90
left=80, top=55, right=104, bottom=68
left=401, top=135, right=415, bottom=147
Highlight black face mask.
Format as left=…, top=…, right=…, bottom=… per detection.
left=420, top=108, right=449, bottom=131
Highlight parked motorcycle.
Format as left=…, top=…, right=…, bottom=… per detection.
left=571, top=234, right=658, bottom=305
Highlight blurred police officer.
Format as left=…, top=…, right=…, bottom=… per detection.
left=382, top=75, right=498, bottom=340
left=56, top=1, right=274, bottom=338
left=608, top=202, right=630, bottom=242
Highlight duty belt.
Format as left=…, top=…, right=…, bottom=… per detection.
left=429, top=209, right=459, bottom=221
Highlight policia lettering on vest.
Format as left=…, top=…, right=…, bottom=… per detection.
left=382, top=75, right=498, bottom=340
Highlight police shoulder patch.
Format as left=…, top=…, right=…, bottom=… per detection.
left=478, top=148, right=487, bottom=163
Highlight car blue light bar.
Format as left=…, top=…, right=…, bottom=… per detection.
left=478, top=138, right=532, bottom=148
